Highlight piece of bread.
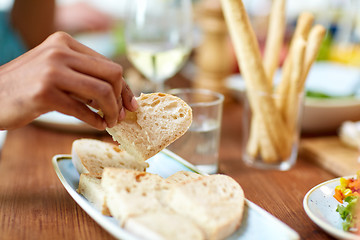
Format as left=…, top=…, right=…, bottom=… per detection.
left=106, top=93, right=192, bottom=161
left=72, top=138, right=148, bottom=177
left=102, top=168, right=205, bottom=239
left=101, top=168, right=171, bottom=225
left=77, top=173, right=111, bottom=216
left=101, top=168, right=245, bottom=240
left=166, top=174, right=245, bottom=240
left=125, top=211, right=204, bottom=240
left=166, top=170, right=202, bottom=184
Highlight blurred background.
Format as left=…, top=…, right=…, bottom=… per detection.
left=1, top=0, right=359, bottom=89
left=0, top=0, right=359, bottom=134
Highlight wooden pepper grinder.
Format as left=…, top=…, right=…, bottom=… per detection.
left=193, top=0, right=236, bottom=101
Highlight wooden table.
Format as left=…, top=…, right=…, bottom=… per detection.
left=0, top=90, right=338, bottom=240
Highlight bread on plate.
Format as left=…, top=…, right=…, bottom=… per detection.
left=166, top=174, right=245, bottom=240
left=101, top=168, right=171, bottom=225
left=125, top=210, right=204, bottom=240
left=72, top=138, right=148, bottom=177
left=77, top=173, right=110, bottom=216
left=101, top=168, right=245, bottom=240
left=166, top=170, right=202, bottom=183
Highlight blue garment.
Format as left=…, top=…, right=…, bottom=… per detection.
left=0, top=11, right=27, bottom=65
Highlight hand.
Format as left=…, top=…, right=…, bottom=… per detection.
left=0, top=31, right=138, bottom=130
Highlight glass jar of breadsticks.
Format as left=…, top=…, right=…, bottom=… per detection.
left=241, top=33, right=316, bottom=170
left=241, top=89, right=304, bottom=170
left=220, top=0, right=326, bottom=170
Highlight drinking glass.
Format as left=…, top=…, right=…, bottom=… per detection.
left=124, top=0, right=193, bottom=92
left=167, top=88, right=224, bottom=174
left=242, top=90, right=304, bottom=171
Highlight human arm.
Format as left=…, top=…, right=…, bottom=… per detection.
left=11, top=0, right=56, bottom=49
left=0, top=31, right=137, bottom=130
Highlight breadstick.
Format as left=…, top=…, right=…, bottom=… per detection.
left=263, top=0, right=286, bottom=85
left=246, top=115, right=259, bottom=158
left=286, top=38, right=306, bottom=131
left=221, top=0, right=290, bottom=160
left=284, top=25, right=325, bottom=128
left=299, top=25, right=326, bottom=91
left=249, top=0, right=286, bottom=160
left=275, top=12, right=314, bottom=116
left=280, top=38, right=306, bottom=160
left=258, top=114, right=279, bottom=162
left=247, top=115, right=279, bottom=162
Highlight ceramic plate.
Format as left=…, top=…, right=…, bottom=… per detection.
left=33, top=112, right=102, bottom=133
left=0, top=130, right=7, bottom=150
left=53, top=149, right=300, bottom=240
left=303, top=176, right=360, bottom=240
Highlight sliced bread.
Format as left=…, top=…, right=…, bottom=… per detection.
left=166, top=174, right=245, bottom=240
left=101, top=168, right=245, bottom=240
left=106, top=93, right=192, bottom=161
left=101, top=168, right=171, bottom=225
left=166, top=170, right=202, bottom=184
left=125, top=210, right=204, bottom=240
left=72, top=138, right=148, bottom=177
left=77, top=173, right=110, bottom=216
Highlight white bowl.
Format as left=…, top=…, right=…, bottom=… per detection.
left=225, top=73, right=360, bottom=133
left=301, top=98, right=360, bottom=133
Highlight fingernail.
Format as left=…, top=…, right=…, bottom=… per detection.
left=118, top=107, right=126, bottom=122
left=131, top=97, right=139, bottom=110
left=102, top=121, right=108, bottom=129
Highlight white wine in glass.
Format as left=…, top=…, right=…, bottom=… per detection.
left=125, top=0, right=193, bottom=92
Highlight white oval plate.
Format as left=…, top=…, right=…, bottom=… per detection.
left=53, top=149, right=300, bottom=240
left=303, top=176, right=360, bottom=240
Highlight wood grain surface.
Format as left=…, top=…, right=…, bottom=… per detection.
left=300, top=136, right=360, bottom=177
left=0, top=100, right=340, bottom=240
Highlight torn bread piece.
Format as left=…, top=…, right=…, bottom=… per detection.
left=77, top=173, right=110, bottom=216
left=106, top=93, right=192, bottom=161
left=72, top=138, right=148, bottom=177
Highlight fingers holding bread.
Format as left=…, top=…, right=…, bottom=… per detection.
left=106, top=92, right=192, bottom=161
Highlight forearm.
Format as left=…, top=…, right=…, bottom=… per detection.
left=11, top=0, right=56, bottom=49
left=0, top=32, right=137, bottom=130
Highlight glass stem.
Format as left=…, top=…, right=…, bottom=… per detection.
left=151, top=54, right=165, bottom=92
left=155, top=82, right=165, bottom=93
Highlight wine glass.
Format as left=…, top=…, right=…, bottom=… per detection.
left=124, top=0, right=193, bottom=92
